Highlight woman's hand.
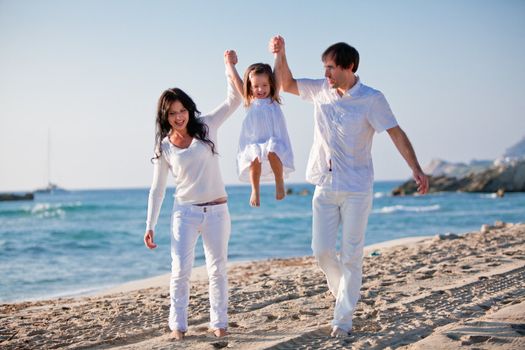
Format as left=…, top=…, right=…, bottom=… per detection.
left=224, top=50, right=243, bottom=96
left=144, top=230, right=158, bottom=249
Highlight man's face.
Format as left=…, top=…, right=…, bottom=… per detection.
left=323, top=56, right=353, bottom=90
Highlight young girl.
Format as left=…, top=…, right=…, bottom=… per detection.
left=232, top=62, right=294, bottom=207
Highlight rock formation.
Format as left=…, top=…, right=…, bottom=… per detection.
left=394, top=136, right=525, bottom=195
left=393, top=159, right=525, bottom=195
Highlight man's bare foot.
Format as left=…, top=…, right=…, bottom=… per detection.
left=213, top=328, right=229, bottom=337
left=171, top=330, right=185, bottom=340
left=275, top=177, right=285, bottom=201
left=250, top=189, right=260, bottom=207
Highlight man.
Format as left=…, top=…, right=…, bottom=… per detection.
left=269, top=35, right=429, bottom=337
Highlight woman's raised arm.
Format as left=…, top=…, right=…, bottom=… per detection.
left=204, top=50, right=243, bottom=129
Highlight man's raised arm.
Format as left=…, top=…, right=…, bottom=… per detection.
left=270, top=35, right=299, bottom=96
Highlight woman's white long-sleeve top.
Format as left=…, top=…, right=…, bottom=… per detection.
left=146, top=76, right=241, bottom=231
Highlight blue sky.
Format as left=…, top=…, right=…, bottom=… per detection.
left=1, top=0, right=524, bottom=191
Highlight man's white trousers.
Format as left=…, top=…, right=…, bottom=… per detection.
left=312, top=187, right=373, bottom=332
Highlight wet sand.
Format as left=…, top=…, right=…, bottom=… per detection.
left=1, top=222, right=524, bottom=349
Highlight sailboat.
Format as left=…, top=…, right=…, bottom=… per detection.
left=34, top=182, right=62, bottom=194
left=34, top=130, right=66, bottom=194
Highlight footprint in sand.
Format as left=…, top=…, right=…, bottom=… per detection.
left=265, top=314, right=278, bottom=322
left=211, top=340, right=229, bottom=348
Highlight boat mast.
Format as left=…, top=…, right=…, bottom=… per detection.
left=47, top=128, right=51, bottom=187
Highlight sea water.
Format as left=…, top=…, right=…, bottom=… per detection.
left=1, top=181, right=524, bottom=302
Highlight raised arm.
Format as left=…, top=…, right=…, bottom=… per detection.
left=270, top=35, right=299, bottom=96
left=387, top=126, right=429, bottom=194
left=204, top=50, right=243, bottom=128
left=225, top=50, right=244, bottom=97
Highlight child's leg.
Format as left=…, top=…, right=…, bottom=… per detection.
left=268, top=152, right=285, bottom=200
left=249, top=159, right=261, bottom=207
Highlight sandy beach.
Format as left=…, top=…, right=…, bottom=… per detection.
left=1, top=222, right=524, bottom=349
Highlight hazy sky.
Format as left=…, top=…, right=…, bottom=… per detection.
left=1, top=0, right=524, bottom=191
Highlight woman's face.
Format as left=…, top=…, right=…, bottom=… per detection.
left=167, top=100, right=189, bottom=132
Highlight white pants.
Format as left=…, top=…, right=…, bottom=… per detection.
left=169, top=201, right=230, bottom=332
left=311, top=187, right=373, bottom=332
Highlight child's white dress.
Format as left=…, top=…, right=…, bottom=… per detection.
left=237, top=98, right=294, bottom=182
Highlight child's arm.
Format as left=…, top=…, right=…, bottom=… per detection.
left=273, top=53, right=282, bottom=93
left=225, top=50, right=244, bottom=96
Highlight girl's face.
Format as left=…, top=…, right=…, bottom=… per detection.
left=249, top=73, right=271, bottom=99
left=167, top=100, right=189, bottom=132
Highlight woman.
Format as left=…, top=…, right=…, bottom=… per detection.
left=144, top=50, right=242, bottom=339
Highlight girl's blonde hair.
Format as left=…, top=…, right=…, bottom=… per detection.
left=242, top=63, right=281, bottom=107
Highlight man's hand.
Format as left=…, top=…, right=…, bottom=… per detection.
left=224, top=50, right=238, bottom=65
left=269, top=35, right=285, bottom=55
left=413, top=170, right=429, bottom=194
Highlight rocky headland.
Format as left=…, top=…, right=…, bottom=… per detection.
left=393, top=136, right=525, bottom=196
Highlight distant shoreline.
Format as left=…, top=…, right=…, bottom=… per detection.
left=0, top=180, right=406, bottom=193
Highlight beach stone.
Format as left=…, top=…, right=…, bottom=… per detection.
left=480, top=224, right=491, bottom=233
left=369, top=250, right=381, bottom=257
left=494, top=220, right=506, bottom=228
left=299, top=189, right=310, bottom=196
left=434, top=232, right=461, bottom=241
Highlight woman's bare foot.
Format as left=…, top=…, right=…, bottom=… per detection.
left=331, top=326, right=350, bottom=338
left=275, top=177, right=285, bottom=201
left=250, top=188, right=260, bottom=207
left=213, top=328, right=229, bottom=337
left=171, top=330, right=185, bottom=340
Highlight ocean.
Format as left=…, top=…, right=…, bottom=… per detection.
left=1, top=181, right=524, bottom=303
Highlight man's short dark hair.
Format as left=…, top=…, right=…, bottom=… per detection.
left=322, top=42, right=359, bottom=73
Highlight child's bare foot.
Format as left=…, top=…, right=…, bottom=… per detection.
left=250, top=189, right=260, bottom=207
left=275, top=177, right=285, bottom=201
left=170, top=330, right=185, bottom=340
left=213, top=328, right=229, bottom=337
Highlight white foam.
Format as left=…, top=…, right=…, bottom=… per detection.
left=374, top=204, right=441, bottom=214
left=29, top=202, right=82, bottom=218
